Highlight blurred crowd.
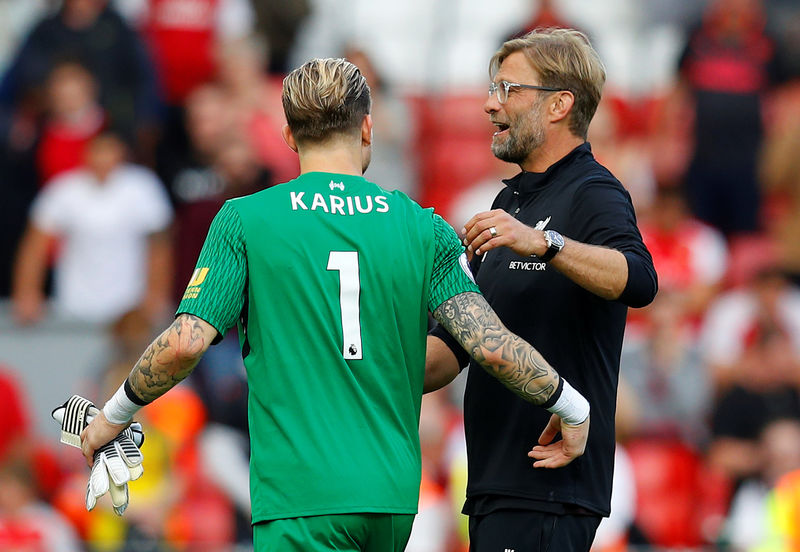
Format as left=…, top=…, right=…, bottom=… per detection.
left=1, top=0, right=800, bottom=550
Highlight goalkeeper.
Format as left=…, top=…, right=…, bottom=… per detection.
left=81, top=57, right=590, bottom=550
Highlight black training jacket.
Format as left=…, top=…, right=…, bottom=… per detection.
left=435, top=142, right=657, bottom=517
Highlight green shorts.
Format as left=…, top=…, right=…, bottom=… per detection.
left=253, top=513, right=415, bottom=551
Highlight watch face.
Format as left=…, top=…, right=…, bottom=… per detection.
left=546, top=230, right=564, bottom=249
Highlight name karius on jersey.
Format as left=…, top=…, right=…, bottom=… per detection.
left=290, top=191, right=389, bottom=215
left=182, top=267, right=209, bottom=299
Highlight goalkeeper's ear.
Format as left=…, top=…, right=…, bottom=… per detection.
left=281, top=124, right=298, bottom=153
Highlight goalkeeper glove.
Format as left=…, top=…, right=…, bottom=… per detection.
left=52, top=395, right=144, bottom=516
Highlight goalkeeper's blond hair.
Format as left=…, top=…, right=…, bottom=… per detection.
left=282, top=58, right=371, bottom=144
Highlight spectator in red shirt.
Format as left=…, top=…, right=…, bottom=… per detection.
left=216, top=36, right=298, bottom=187
left=137, top=0, right=254, bottom=107
left=0, top=0, right=161, bottom=156
left=36, top=61, right=105, bottom=186
left=638, top=185, right=728, bottom=328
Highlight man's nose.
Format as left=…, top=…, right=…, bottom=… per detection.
left=484, top=94, right=501, bottom=114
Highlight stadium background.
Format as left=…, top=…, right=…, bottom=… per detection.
left=1, top=0, right=800, bottom=549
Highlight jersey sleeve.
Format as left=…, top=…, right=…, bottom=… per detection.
left=427, top=213, right=481, bottom=312
left=176, top=201, right=247, bottom=337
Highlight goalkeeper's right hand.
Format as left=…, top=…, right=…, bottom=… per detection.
left=52, top=395, right=144, bottom=515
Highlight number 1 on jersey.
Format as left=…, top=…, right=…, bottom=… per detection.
left=327, top=251, right=363, bottom=360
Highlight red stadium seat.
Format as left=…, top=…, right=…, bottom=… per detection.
left=627, top=439, right=730, bottom=546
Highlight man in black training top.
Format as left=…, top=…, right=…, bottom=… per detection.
left=426, top=28, right=658, bottom=552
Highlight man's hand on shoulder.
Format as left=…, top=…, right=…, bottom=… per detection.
left=528, top=413, right=590, bottom=469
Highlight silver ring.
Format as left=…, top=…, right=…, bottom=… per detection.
left=489, top=226, right=498, bottom=238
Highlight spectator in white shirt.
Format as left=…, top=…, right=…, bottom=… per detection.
left=12, top=131, right=173, bottom=325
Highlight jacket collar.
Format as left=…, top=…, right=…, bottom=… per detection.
left=503, top=142, right=592, bottom=196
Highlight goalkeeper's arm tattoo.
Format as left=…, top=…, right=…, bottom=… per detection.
left=128, top=314, right=213, bottom=403
left=432, top=292, right=559, bottom=405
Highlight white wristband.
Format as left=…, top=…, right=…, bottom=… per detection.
left=546, top=379, right=590, bottom=425
left=102, top=383, right=142, bottom=425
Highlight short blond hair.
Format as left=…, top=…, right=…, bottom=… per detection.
left=282, top=58, right=371, bottom=144
left=490, top=28, right=605, bottom=139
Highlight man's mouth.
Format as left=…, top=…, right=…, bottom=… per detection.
left=492, top=122, right=509, bottom=137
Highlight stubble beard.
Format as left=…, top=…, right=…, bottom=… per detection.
left=491, top=103, right=546, bottom=165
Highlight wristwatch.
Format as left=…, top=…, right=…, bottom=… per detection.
left=539, top=230, right=564, bottom=262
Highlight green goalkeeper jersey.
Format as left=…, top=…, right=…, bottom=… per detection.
left=177, top=171, right=479, bottom=523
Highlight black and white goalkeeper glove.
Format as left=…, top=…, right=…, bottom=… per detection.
left=51, top=395, right=145, bottom=516
left=85, top=425, right=144, bottom=515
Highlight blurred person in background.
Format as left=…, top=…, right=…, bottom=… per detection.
left=722, top=418, right=800, bottom=549
left=166, top=83, right=272, bottom=302
left=677, top=0, right=786, bottom=236
left=707, top=311, right=800, bottom=485
left=163, top=83, right=233, bottom=300
left=0, top=59, right=105, bottom=302
left=36, top=60, right=106, bottom=186
left=0, top=0, right=161, bottom=162
left=11, top=131, right=173, bottom=326
left=619, top=289, right=713, bottom=447
left=132, top=0, right=254, bottom=108
left=634, top=184, right=728, bottom=334
left=700, top=253, right=800, bottom=388
left=216, top=35, right=299, bottom=187
left=121, top=0, right=255, bottom=178
left=345, top=45, right=417, bottom=198
left=425, top=29, right=656, bottom=552
left=0, top=460, right=81, bottom=552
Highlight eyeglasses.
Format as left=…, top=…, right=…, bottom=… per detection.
left=488, top=80, right=563, bottom=104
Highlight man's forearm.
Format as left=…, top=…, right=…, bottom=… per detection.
left=12, top=226, right=50, bottom=299
left=423, top=335, right=461, bottom=393
left=550, top=238, right=628, bottom=300
left=432, top=292, right=558, bottom=405
left=127, top=314, right=214, bottom=403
